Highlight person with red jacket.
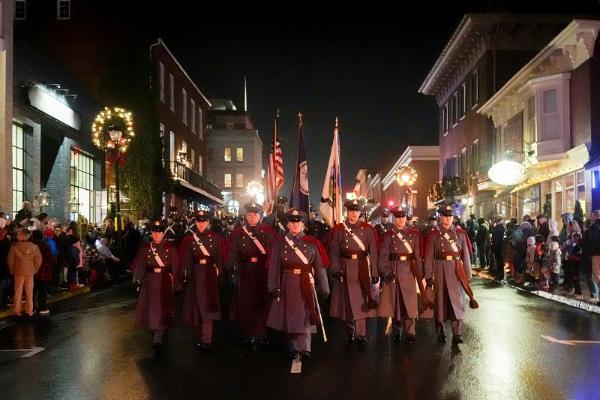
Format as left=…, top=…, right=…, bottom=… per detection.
left=31, top=230, right=56, bottom=315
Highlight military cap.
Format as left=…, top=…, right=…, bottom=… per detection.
left=344, top=199, right=361, bottom=211
left=286, top=208, right=306, bottom=222
left=428, top=214, right=438, bottom=221
left=437, top=203, right=455, bottom=217
left=381, top=208, right=390, bottom=217
left=150, top=218, right=165, bottom=232
left=389, top=206, right=407, bottom=218
left=277, top=195, right=288, bottom=205
left=194, top=210, right=213, bottom=221
left=244, top=201, right=263, bottom=213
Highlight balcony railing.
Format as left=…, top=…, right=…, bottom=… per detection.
left=170, top=161, right=223, bottom=201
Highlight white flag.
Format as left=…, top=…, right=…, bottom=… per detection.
left=320, top=119, right=343, bottom=227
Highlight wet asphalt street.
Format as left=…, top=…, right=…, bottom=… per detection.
left=1, top=278, right=599, bottom=400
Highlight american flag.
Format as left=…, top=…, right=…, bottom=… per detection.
left=265, top=113, right=284, bottom=214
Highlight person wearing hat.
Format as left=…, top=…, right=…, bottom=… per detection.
left=181, top=212, right=197, bottom=238
left=225, top=201, right=276, bottom=347
left=374, top=208, right=393, bottom=238
left=133, top=218, right=182, bottom=350
left=377, top=206, right=424, bottom=343
left=163, top=213, right=182, bottom=244
left=491, top=214, right=506, bottom=281
left=475, top=217, right=490, bottom=269
left=328, top=198, right=379, bottom=346
left=266, top=208, right=330, bottom=364
left=180, top=210, right=225, bottom=352
left=424, top=202, right=475, bottom=344
left=264, top=195, right=288, bottom=234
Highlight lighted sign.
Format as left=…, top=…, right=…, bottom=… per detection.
left=488, top=160, right=527, bottom=186
left=28, top=84, right=81, bottom=130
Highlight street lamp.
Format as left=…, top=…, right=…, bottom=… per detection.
left=246, top=180, right=264, bottom=204
left=395, top=165, right=418, bottom=215
left=35, top=189, right=51, bottom=213
left=68, top=195, right=80, bottom=222
left=107, top=125, right=124, bottom=247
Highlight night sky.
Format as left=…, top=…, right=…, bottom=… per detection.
left=146, top=1, right=600, bottom=205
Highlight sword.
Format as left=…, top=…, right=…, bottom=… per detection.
left=310, top=273, right=327, bottom=343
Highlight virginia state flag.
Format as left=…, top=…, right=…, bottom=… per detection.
left=289, top=113, right=309, bottom=215
left=320, top=118, right=343, bottom=226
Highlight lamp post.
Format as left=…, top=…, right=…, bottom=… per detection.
left=68, top=195, right=80, bottom=222
left=35, top=188, right=51, bottom=213
left=108, top=126, right=124, bottom=248
left=395, top=165, right=418, bottom=216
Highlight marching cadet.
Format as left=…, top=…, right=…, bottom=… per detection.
left=181, top=212, right=197, bottom=237
left=377, top=206, right=429, bottom=343
left=163, top=213, right=181, bottom=244
left=133, top=218, right=182, bottom=350
left=264, top=195, right=288, bottom=234
left=424, top=202, right=478, bottom=345
left=225, top=202, right=276, bottom=347
left=267, top=208, right=330, bottom=363
left=374, top=208, right=393, bottom=238
left=328, top=199, right=379, bottom=346
left=180, top=210, right=225, bottom=352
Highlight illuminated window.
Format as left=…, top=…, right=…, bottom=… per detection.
left=224, top=174, right=232, bottom=188
left=236, top=147, right=244, bottom=162
left=57, top=0, right=70, bottom=20
left=224, top=147, right=232, bottom=162
left=70, top=150, right=95, bottom=222
left=12, top=124, right=25, bottom=214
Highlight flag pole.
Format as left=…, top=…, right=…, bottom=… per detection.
left=273, top=110, right=279, bottom=226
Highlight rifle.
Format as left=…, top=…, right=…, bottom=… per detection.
left=455, top=259, right=479, bottom=309
left=310, top=273, right=327, bottom=342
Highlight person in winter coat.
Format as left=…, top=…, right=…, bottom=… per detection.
left=7, top=227, right=42, bottom=317
left=31, top=230, right=56, bottom=315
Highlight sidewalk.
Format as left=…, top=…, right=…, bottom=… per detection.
left=474, top=268, right=600, bottom=315
left=0, top=272, right=132, bottom=320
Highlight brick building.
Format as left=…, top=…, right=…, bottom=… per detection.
left=419, top=14, right=572, bottom=219
left=479, top=19, right=600, bottom=221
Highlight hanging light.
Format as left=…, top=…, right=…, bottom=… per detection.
left=488, top=160, right=528, bottom=186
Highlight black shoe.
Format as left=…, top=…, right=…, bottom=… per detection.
left=300, top=351, right=311, bottom=359
left=244, top=336, right=257, bottom=347
left=356, top=336, right=368, bottom=346
left=393, top=333, right=402, bottom=343
left=152, top=342, right=163, bottom=350
left=258, top=337, right=270, bottom=347
left=405, top=334, right=416, bottom=344
left=197, top=342, right=211, bottom=353
left=346, top=334, right=355, bottom=344
left=452, top=335, right=463, bottom=344
left=437, top=332, right=447, bottom=343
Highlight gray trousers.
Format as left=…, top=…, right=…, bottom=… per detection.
left=436, top=320, right=463, bottom=336
left=345, top=318, right=367, bottom=337
left=288, top=331, right=311, bottom=353
left=393, top=318, right=416, bottom=336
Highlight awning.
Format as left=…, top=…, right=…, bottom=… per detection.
left=510, top=144, right=589, bottom=193
left=174, top=179, right=224, bottom=205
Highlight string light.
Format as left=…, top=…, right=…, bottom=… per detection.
left=91, top=106, right=135, bottom=151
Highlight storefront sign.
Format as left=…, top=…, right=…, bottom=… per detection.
left=28, top=84, right=81, bottom=130
left=488, top=160, right=527, bottom=186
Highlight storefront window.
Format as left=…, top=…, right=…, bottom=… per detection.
left=70, top=150, right=95, bottom=223
left=12, top=125, right=25, bottom=215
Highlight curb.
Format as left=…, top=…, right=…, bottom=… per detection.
left=0, top=273, right=131, bottom=320
left=475, top=270, right=600, bottom=315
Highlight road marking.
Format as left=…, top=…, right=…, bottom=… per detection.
left=541, top=335, right=600, bottom=346
left=0, top=346, right=45, bottom=357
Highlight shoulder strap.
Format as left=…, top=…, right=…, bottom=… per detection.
left=150, top=243, right=166, bottom=267
left=192, top=233, right=211, bottom=257
left=343, top=222, right=366, bottom=251
left=242, top=225, right=267, bottom=254
left=284, top=236, right=309, bottom=265
left=395, top=230, right=413, bottom=253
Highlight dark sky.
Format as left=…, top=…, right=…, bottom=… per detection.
left=150, top=1, right=600, bottom=204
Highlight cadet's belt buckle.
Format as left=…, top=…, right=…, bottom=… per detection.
left=293, top=269, right=301, bottom=275
left=445, top=255, right=453, bottom=261
left=351, top=254, right=358, bottom=260
left=250, top=257, right=258, bottom=263
left=400, top=256, right=407, bottom=261
left=199, top=259, right=207, bottom=265
left=153, top=268, right=162, bottom=273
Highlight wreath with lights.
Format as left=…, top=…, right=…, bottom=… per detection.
left=92, top=107, right=135, bottom=152
left=395, top=164, right=418, bottom=187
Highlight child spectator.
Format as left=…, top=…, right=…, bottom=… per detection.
left=549, top=239, right=562, bottom=291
